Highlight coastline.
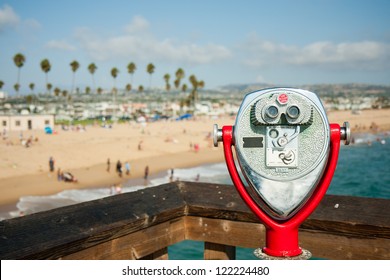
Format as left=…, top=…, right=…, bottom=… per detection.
left=1, top=109, right=390, bottom=212
left=0, top=146, right=225, bottom=206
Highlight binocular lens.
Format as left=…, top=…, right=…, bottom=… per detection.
left=265, top=105, right=279, bottom=118
left=287, top=105, right=300, bottom=119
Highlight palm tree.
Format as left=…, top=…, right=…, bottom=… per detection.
left=174, top=79, right=180, bottom=89
left=14, top=83, right=20, bottom=95
left=175, top=68, right=185, bottom=89
left=54, top=87, right=61, bottom=97
left=25, top=95, right=33, bottom=105
left=62, top=90, right=69, bottom=105
left=111, top=67, right=119, bottom=90
left=189, top=78, right=205, bottom=103
left=163, top=73, right=170, bottom=84
left=138, top=85, right=144, bottom=93
left=46, top=83, right=52, bottom=95
left=163, top=73, right=171, bottom=92
left=181, top=83, right=187, bottom=93
left=0, top=80, right=4, bottom=90
left=29, top=83, right=35, bottom=94
left=70, top=60, right=80, bottom=94
left=13, top=53, right=26, bottom=96
left=88, top=63, right=97, bottom=93
left=127, top=62, right=136, bottom=86
left=111, top=67, right=119, bottom=116
left=189, top=74, right=198, bottom=88
left=40, top=59, right=51, bottom=94
left=146, top=63, right=155, bottom=89
left=189, top=74, right=198, bottom=105
left=85, top=86, right=91, bottom=95
left=97, top=87, right=103, bottom=95
left=125, top=83, right=132, bottom=95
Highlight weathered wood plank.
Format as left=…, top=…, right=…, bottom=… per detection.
left=178, top=181, right=258, bottom=223
left=0, top=183, right=186, bottom=259
left=303, top=195, right=390, bottom=239
left=300, top=230, right=390, bottom=260
left=62, top=218, right=185, bottom=260
left=184, top=216, right=264, bottom=249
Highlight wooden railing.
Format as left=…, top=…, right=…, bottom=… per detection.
left=0, top=181, right=389, bottom=260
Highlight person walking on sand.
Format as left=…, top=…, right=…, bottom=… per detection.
left=169, top=168, right=174, bottom=182
left=116, top=160, right=122, bottom=177
left=49, top=156, right=55, bottom=172
left=106, top=158, right=111, bottom=172
left=144, top=165, right=149, bottom=185
left=57, top=168, right=62, bottom=181
left=125, top=161, right=131, bottom=176
left=138, top=140, right=143, bottom=151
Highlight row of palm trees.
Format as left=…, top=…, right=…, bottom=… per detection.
left=1, top=53, right=205, bottom=104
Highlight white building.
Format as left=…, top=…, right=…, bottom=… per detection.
left=0, top=91, right=8, bottom=99
left=0, top=114, right=55, bottom=132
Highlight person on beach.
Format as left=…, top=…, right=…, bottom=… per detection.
left=169, top=168, right=174, bottom=182
left=49, top=156, right=55, bottom=172
left=116, top=160, right=122, bottom=177
left=106, top=158, right=111, bottom=172
left=62, top=171, right=78, bottom=183
left=57, top=168, right=62, bottom=181
left=125, top=161, right=131, bottom=176
left=144, top=165, right=149, bottom=185
left=138, top=140, right=143, bottom=151
left=194, top=143, right=200, bottom=153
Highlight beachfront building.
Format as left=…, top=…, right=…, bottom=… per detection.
left=0, top=114, right=54, bottom=132
left=0, top=91, right=7, bottom=100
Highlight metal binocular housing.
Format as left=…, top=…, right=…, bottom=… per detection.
left=213, top=87, right=350, bottom=258
left=224, top=88, right=338, bottom=220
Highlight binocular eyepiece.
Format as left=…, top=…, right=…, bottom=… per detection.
left=252, top=92, right=313, bottom=126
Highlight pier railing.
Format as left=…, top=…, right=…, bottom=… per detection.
left=0, top=181, right=389, bottom=260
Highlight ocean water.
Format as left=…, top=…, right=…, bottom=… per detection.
left=0, top=132, right=389, bottom=259
left=170, top=132, right=390, bottom=260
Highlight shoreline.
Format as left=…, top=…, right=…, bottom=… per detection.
left=0, top=147, right=225, bottom=206
left=1, top=109, right=390, bottom=211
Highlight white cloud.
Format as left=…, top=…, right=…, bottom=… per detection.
left=124, top=15, right=150, bottom=33
left=240, top=34, right=390, bottom=70
left=0, top=4, right=20, bottom=31
left=74, top=16, right=231, bottom=65
left=45, top=40, right=76, bottom=51
left=22, top=18, right=41, bottom=31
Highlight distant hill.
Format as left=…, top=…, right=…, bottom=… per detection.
left=218, top=83, right=390, bottom=97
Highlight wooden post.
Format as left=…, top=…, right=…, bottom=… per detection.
left=204, top=242, right=236, bottom=260
left=140, top=248, right=168, bottom=260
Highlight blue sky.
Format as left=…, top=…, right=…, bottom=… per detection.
left=1, top=0, right=389, bottom=94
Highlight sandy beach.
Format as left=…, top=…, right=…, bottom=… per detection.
left=1, top=109, right=390, bottom=207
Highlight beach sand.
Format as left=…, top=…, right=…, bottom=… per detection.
left=1, top=109, right=390, bottom=206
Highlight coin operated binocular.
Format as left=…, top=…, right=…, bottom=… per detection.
left=214, top=88, right=350, bottom=259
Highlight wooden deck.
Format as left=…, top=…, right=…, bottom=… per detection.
left=0, top=181, right=389, bottom=260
